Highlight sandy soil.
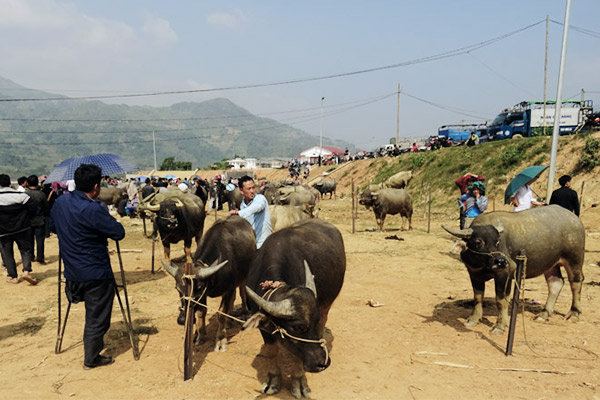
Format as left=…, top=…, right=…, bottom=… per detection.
left=2, top=192, right=600, bottom=400
left=3, top=141, right=600, bottom=400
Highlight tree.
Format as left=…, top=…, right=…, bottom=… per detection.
left=159, top=157, right=192, bottom=170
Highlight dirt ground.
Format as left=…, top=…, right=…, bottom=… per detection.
left=2, top=189, right=600, bottom=400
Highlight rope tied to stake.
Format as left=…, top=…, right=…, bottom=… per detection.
left=180, top=274, right=246, bottom=324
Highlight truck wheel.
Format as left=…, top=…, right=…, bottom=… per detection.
left=512, top=134, right=523, bottom=139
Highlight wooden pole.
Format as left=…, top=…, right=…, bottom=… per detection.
left=506, top=250, right=526, bottom=356
left=427, top=187, right=431, bottom=233
left=580, top=181, right=585, bottom=210
left=183, top=261, right=194, bottom=380
left=351, top=179, right=356, bottom=234
left=396, top=84, right=401, bottom=146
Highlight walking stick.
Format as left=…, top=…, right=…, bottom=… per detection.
left=151, top=233, right=156, bottom=274
left=506, top=250, right=526, bottom=356
left=55, top=254, right=71, bottom=354
left=114, top=241, right=140, bottom=360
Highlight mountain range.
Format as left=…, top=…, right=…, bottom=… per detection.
left=0, top=76, right=354, bottom=176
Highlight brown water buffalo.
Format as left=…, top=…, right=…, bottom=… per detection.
left=243, top=219, right=346, bottom=398
left=442, top=205, right=585, bottom=334
left=97, top=186, right=126, bottom=207
left=269, top=205, right=310, bottom=232
left=359, top=188, right=412, bottom=231
left=384, top=170, right=412, bottom=189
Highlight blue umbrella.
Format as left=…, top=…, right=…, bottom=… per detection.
left=504, top=165, right=548, bottom=204
left=46, top=153, right=138, bottom=183
left=164, top=174, right=177, bottom=179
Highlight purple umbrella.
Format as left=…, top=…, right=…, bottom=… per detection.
left=45, top=153, right=138, bottom=183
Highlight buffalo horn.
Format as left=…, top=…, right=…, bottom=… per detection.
left=173, top=198, right=184, bottom=209
left=245, top=286, right=295, bottom=319
left=441, top=225, right=473, bottom=239
left=303, top=260, right=317, bottom=298
left=161, top=260, right=180, bottom=277
left=195, top=260, right=228, bottom=279
left=495, top=220, right=505, bottom=234
left=146, top=202, right=160, bottom=212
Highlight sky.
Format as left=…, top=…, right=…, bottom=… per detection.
left=0, top=0, right=599, bottom=152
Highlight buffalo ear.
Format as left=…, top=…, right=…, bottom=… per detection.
left=242, top=312, right=268, bottom=330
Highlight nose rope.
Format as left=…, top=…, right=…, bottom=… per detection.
left=270, top=324, right=329, bottom=367
left=179, top=275, right=247, bottom=324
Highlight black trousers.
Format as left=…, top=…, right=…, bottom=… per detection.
left=0, top=229, right=32, bottom=278
left=66, top=279, right=115, bottom=365
left=30, top=224, right=46, bottom=262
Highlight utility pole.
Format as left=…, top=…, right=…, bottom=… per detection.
left=543, top=15, right=549, bottom=134
left=546, top=0, right=572, bottom=202
left=396, top=84, right=401, bottom=146
left=581, top=88, right=585, bottom=102
left=152, top=130, right=157, bottom=171
left=319, top=96, right=325, bottom=166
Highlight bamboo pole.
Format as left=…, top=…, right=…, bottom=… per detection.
left=351, top=179, right=356, bottom=234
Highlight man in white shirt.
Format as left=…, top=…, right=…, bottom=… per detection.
left=510, top=184, right=545, bottom=212
left=230, top=176, right=271, bottom=248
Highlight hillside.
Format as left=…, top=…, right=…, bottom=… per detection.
left=193, top=130, right=600, bottom=213
left=0, top=76, right=354, bottom=176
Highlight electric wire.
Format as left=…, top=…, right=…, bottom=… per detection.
left=0, top=20, right=545, bottom=103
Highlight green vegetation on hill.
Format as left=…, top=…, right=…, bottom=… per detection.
left=364, top=136, right=575, bottom=209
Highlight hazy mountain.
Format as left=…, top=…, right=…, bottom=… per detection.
left=0, top=76, right=355, bottom=176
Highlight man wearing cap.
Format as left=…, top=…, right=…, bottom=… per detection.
left=549, top=175, right=580, bottom=216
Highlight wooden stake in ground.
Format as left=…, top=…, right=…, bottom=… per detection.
left=506, top=249, right=526, bottom=356
left=352, top=179, right=355, bottom=234
left=427, top=187, right=431, bottom=234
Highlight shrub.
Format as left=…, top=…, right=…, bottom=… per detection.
left=410, top=153, right=428, bottom=170
left=577, top=136, right=600, bottom=170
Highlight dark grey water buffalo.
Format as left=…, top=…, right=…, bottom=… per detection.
left=97, top=186, right=126, bottom=207
left=384, top=170, right=412, bottom=189
left=359, top=188, right=413, bottom=231
left=142, top=191, right=206, bottom=262
left=162, top=216, right=256, bottom=350
left=225, top=187, right=242, bottom=211
left=442, top=205, right=585, bottom=334
left=312, top=180, right=336, bottom=199
left=243, top=219, right=346, bottom=398
left=269, top=205, right=310, bottom=232
left=286, top=190, right=320, bottom=218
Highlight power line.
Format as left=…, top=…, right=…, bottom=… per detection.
left=0, top=20, right=545, bottom=103
left=550, top=19, right=600, bottom=39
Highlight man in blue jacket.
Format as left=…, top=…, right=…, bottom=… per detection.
left=50, top=164, right=125, bottom=370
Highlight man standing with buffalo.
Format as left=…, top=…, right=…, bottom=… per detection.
left=50, top=164, right=125, bottom=370
left=230, top=175, right=271, bottom=248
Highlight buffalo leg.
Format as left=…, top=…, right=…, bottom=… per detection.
left=259, top=336, right=281, bottom=395
left=214, top=291, right=235, bottom=352
left=467, top=273, right=485, bottom=327
left=238, top=281, right=248, bottom=316
left=492, top=272, right=511, bottom=334
left=194, top=297, right=208, bottom=345
left=290, top=356, right=311, bottom=399
left=564, top=262, right=584, bottom=320
left=163, top=242, right=171, bottom=261
left=537, top=265, right=565, bottom=322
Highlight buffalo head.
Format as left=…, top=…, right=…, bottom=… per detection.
left=243, top=261, right=329, bottom=373
left=442, top=222, right=509, bottom=271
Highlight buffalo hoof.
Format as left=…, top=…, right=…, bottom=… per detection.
left=261, top=373, right=281, bottom=395
left=565, top=310, right=581, bottom=321
left=290, top=375, right=311, bottom=399
left=465, top=319, right=478, bottom=328
left=177, top=310, right=186, bottom=326
left=214, top=338, right=228, bottom=352
left=535, top=311, right=550, bottom=322
left=490, top=326, right=505, bottom=335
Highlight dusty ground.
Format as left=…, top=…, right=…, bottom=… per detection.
left=2, top=190, right=600, bottom=400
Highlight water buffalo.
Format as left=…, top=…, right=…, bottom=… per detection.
left=442, top=205, right=585, bottom=334
left=162, top=216, right=256, bottom=350
left=312, top=180, right=336, bottom=199
left=243, top=219, right=346, bottom=398
left=142, top=191, right=206, bottom=262
left=384, top=170, right=412, bottom=189
left=359, top=188, right=413, bottom=231
left=283, top=190, right=319, bottom=218
left=225, top=188, right=242, bottom=211
left=269, top=205, right=310, bottom=232
left=97, top=186, right=126, bottom=207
